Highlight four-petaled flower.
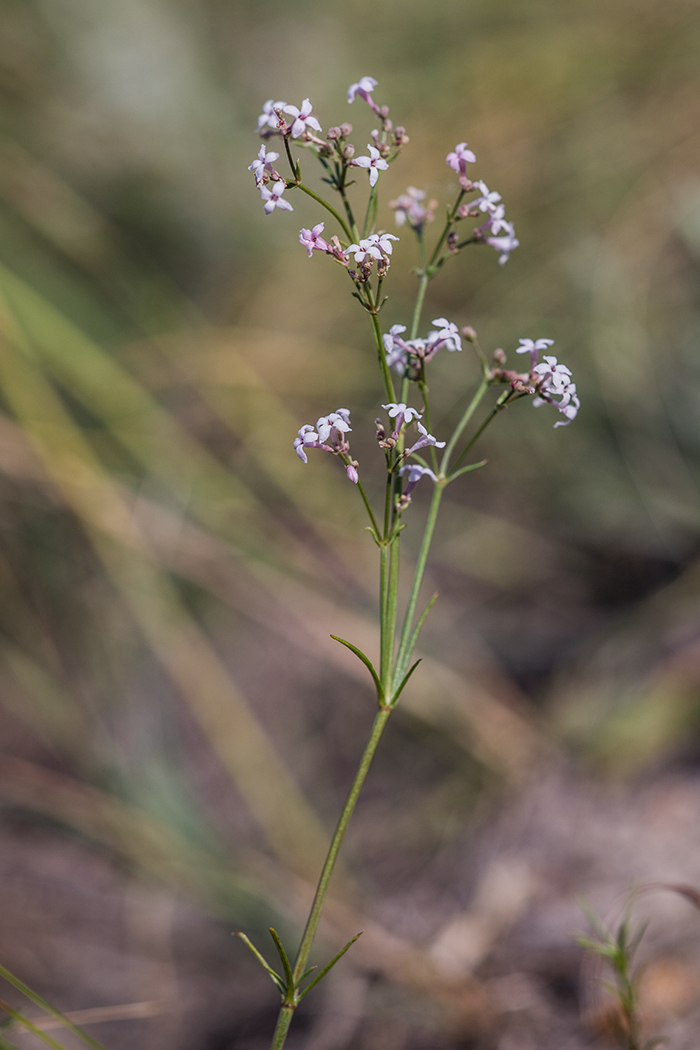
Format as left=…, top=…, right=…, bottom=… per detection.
left=399, top=463, right=438, bottom=499
left=248, top=144, right=280, bottom=188
left=430, top=318, right=462, bottom=352
left=405, top=421, right=446, bottom=456
left=383, top=324, right=409, bottom=372
left=446, top=142, right=476, bottom=189
left=283, top=98, right=322, bottom=139
left=485, top=230, right=519, bottom=265
left=316, top=409, right=352, bottom=443
left=347, top=76, right=380, bottom=112
left=471, top=181, right=502, bottom=212
left=353, top=145, right=389, bottom=187
left=257, top=99, right=287, bottom=133
left=516, top=337, right=554, bottom=369
left=260, top=180, right=293, bottom=214
left=299, top=222, right=331, bottom=257
left=382, top=402, right=422, bottom=438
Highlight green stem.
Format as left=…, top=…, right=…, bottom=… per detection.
left=362, top=183, right=378, bottom=239
left=393, top=482, right=444, bottom=685
left=410, top=274, right=429, bottom=340
left=270, top=1006, right=295, bottom=1050
left=439, top=378, right=489, bottom=475
left=382, top=537, right=400, bottom=693
left=370, top=311, right=396, bottom=403
left=356, top=475, right=380, bottom=536
left=296, top=183, right=353, bottom=242
left=447, top=390, right=513, bottom=476
left=427, top=189, right=465, bottom=270
left=292, top=706, right=392, bottom=980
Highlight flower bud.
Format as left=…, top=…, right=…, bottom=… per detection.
left=327, top=126, right=342, bottom=140
left=394, top=126, right=409, bottom=145
left=342, top=143, right=355, bottom=160
left=379, top=105, right=390, bottom=120
left=462, top=326, right=478, bottom=343
left=339, top=123, right=353, bottom=137
left=447, top=231, right=459, bottom=253
left=493, top=348, right=507, bottom=365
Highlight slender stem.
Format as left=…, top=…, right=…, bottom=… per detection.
left=382, top=537, right=400, bottom=693
left=295, top=183, right=353, bottom=241
left=447, top=390, right=513, bottom=476
left=427, top=189, right=465, bottom=270
left=370, top=311, right=396, bottom=403
left=291, top=709, right=392, bottom=979
left=270, top=1006, right=295, bottom=1050
left=337, top=164, right=360, bottom=242
left=393, top=482, right=444, bottom=685
left=356, top=476, right=380, bottom=535
left=439, top=378, right=489, bottom=475
left=362, top=183, right=378, bottom=239
left=410, top=274, right=429, bottom=340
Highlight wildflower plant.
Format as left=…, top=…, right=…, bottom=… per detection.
left=244, top=79, right=580, bottom=1049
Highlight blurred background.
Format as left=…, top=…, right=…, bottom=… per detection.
left=1, top=0, right=700, bottom=1047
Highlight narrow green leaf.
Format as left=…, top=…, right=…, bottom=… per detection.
left=296, top=932, right=363, bottom=1002
left=0, top=1000, right=70, bottom=1050
left=269, top=929, right=294, bottom=994
left=402, top=592, right=434, bottom=663
left=446, top=459, right=487, bottom=483
left=330, top=636, right=383, bottom=703
left=298, top=966, right=317, bottom=984
left=235, top=934, right=285, bottom=994
left=390, top=659, right=422, bottom=706
left=0, top=966, right=108, bottom=1050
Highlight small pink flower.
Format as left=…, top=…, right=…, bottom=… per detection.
left=299, top=222, right=331, bottom=257
left=347, top=76, right=380, bottom=113
left=283, top=98, right=322, bottom=139
left=485, top=229, right=519, bottom=265
left=260, top=180, right=293, bottom=215
left=446, top=142, right=476, bottom=189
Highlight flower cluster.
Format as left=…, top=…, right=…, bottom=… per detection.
left=383, top=318, right=462, bottom=374
left=506, top=339, right=580, bottom=426
left=379, top=403, right=446, bottom=456
left=456, top=178, right=519, bottom=266
left=293, top=409, right=359, bottom=482
left=389, top=187, right=437, bottom=232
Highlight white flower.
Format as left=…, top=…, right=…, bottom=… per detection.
left=382, top=402, right=422, bottom=437
left=471, top=181, right=502, bottom=212
left=283, top=98, right=322, bottom=138
left=316, top=409, right=351, bottom=443
left=485, top=230, right=519, bottom=265
left=257, top=99, right=287, bottom=133
left=353, top=145, right=389, bottom=187
left=345, top=233, right=398, bottom=265
left=516, top=338, right=554, bottom=368
left=430, top=318, right=462, bottom=352
left=248, top=144, right=280, bottom=187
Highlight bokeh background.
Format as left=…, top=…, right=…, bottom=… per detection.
left=1, top=1, right=700, bottom=1047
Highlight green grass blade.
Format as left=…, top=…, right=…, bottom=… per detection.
left=0, top=998, right=72, bottom=1050
left=0, top=968, right=108, bottom=1050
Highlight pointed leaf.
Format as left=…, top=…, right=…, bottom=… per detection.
left=447, top=459, right=488, bottom=483
left=269, top=928, right=294, bottom=993
left=296, top=932, right=363, bottom=1001
left=235, top=933, right=285, bottom=994
left=391, top=660, right=422, bottom=707
left=330, top=636, right=383, bottom=702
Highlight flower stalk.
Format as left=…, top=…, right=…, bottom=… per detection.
left=247, top=77, right=580, bottom=1050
